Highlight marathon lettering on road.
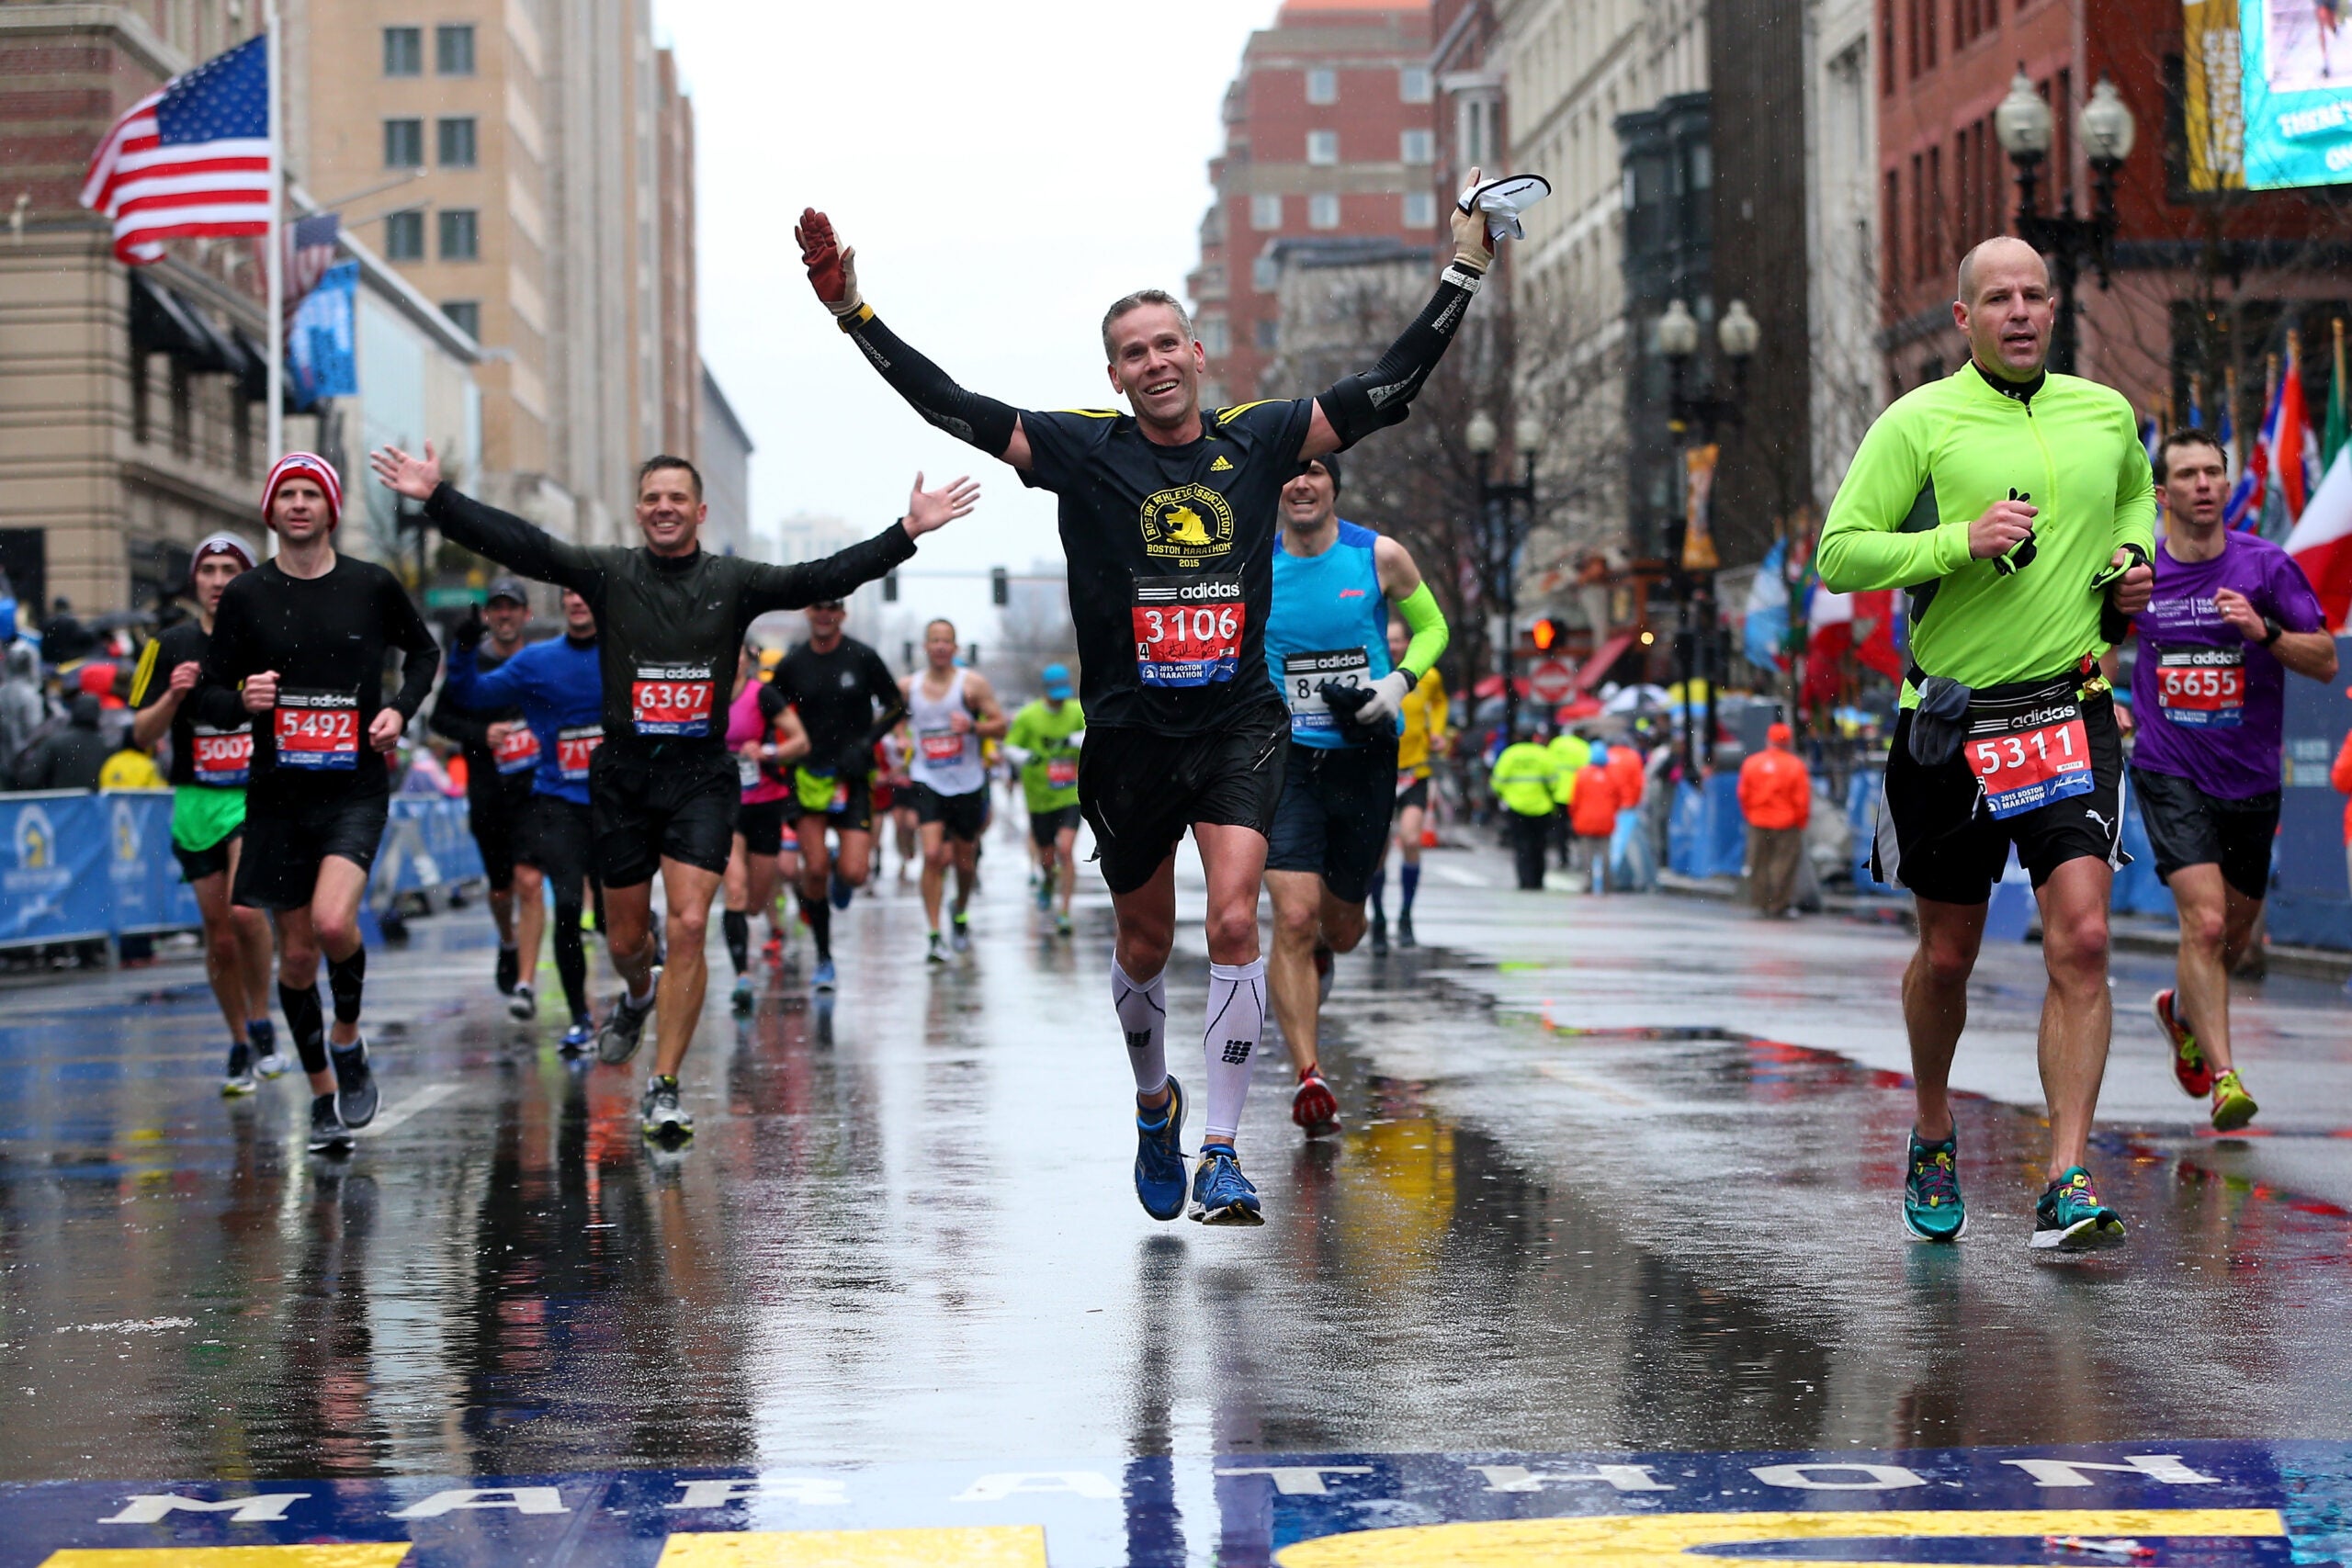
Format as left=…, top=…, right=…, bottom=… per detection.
left=0, top=1441, right=2321, bottom=1565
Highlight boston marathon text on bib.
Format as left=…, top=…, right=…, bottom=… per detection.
left=1283, top=647, right=1371, bottom=739
left=494, top=724, right=543, bottom=774
left=2154, top=646, right=2245, bottom=728
left=1968, top=699, right=2094, bottom=819
left=189, top=723, right=252, bottom=787
left=274, top=689, right=360, bottom=771
left=631, top=664, right=715, bottom=738
left=557, top=724, right=602, bottom=783
left=1133, top=572, right=1245, bottom=688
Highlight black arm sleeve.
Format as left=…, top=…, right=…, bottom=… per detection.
left=424, top=483, right=604, bottom=597
left=742, top=522, right=920, bottom=619
left=384, top=579, right=443, bottom=721
left=192, top=594, right=252, bottom=730
left=859, top=649, right=908, bottom=753
left=840, top=308, right=1021, bottom=458
left=427, top=691, right=492, bottom=750
left=1318, top=264, right=1485, bottom=450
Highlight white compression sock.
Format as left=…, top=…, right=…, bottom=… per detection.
left=1200, top=957, right=1267, bottom=1146
left=1112, top=961, right=1168, bottom=1096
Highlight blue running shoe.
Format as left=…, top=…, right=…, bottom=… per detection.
left=1189, top=1141, right=1264, bottom=1225
left=829, top=870, right=853, bottom=910
left=2033, top=1166, right=2126, bottom=1251
left=559, top=1021, right=594, bottom=1054
left=812, top=957, right=838, bottom=993
left=1902, top=1128, right=1965, bottom=1242
left=1134, top=1076, right=1188, bottom=1221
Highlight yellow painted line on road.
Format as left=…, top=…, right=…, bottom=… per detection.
left=42, top=1547, right=412, bottom=1567
left=656, top=1525, right=1047, bottom=1567
left=1274, top=1506, right=2289, bottom=1566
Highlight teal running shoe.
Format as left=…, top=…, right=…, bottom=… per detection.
left=1189, top=1142, right=1264, bottom=1226
left=2032, top=1166, right=2127, bottom=1251
left=1901, top=1128, right=1965, bottom=1242
left=1134, top=1076, right=1187, bottom=1222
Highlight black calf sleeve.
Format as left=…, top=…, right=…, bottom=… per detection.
left=280, top=981, right=327, bottom=1075
left=552, top=900, right=589, bottom=1021
left=327, top=946, right=367, bottom=1025
left=722, top=909, right=751, bottom=976
left=799, top=895, right=831, bottom=964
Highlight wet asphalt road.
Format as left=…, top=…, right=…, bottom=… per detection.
left=3, top=814, right=2351, bottom=1489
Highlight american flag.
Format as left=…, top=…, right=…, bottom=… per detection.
left=79, top=35, right=270, bottom=265
left=285, top=212, right=341, bottom=317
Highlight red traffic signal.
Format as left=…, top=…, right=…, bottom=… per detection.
left=1530, top=616, right=1561, bottom=652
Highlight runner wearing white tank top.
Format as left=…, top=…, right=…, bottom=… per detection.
left=901, top=618, right=1008, bottom=959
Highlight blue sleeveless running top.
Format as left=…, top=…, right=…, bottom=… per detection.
left=1265, top=519, right=1396, bottom=750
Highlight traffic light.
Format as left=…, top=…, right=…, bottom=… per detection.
left=1530, top=616, right=1560, bottom=652
left=884, top=570, right=899, bottom=603
left=990, top=567, right=1008, bottom=606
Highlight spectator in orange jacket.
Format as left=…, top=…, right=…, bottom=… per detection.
left=1738, top=721, right=1811, bottom=917
left=1605, top=736, right=1645, bottom=811
left=1568, top=743, right=1620, bottom=892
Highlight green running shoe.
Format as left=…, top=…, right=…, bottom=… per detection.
left=2210, top=1068, right=2258, bottom=1133
left=1901, top=1128, right=1966, bottom=1242
left=2032, top=1166, right=2126, bottom=1251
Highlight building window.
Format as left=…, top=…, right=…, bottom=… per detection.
left=384, top=118, right=424, bottom=167
left=1255, top=319, right=1279, bottom=350
left=1253, top=252, right=1281, bottom=290
left=440, top=300, right=481, bottom=339
left=1883, top=166, right=1900, bottom=288
left=436, top=24, right=476, bottom=75
left=1307, top=130, right=1340, bottom=164
left=1200, top=315, right=1230, bottom=356
left=1309, top=192, right=1341, bottom=228
left=1306, top=67, right=1338, bottom=105
left=1401, top=129, right=1434, bottom=164
left=1404, top=189, right=1437, bottom=227
left=383, top=26, right=422, bottom=76
left=385, top=209, right=424, bottom=260
left=1400, top=66, right=1431, bottom=103
left=1250, top=193, right=1283, bottom=230
left=437, top=116, right=477, bottom=167
left=1880, top=0, right=1895, bottom=93
left=438, top=208, right=480, bottom=261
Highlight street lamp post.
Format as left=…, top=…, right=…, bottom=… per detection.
left=1993, top=70, right=2136, bottom=377
left=1657, top=297, right=1758, bottom=773
left=1467, top=409, right=1544, bottom=739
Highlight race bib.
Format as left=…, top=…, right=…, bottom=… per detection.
left=1282, top=647, right=1371, bottom=737
left=493, top=725, right=541, bottom=774
left=1968, top=701, right=2093, bottom=819
left=1133, top=573, right=1245, bottom=688
left=739, top=753, right=761, bottom=788
left=631, top=664, right=714, bottom=737
left=2154, top=646, right=2245, bottom=728
left=274, top=690, right=359, bottom=771
left=189, top=724, right=251, bottom=788
left=918, top=726, right=966, bottom=762
left=556, top=724, right=602, bottom=782
left=1046, top=757, right=1079, bottom=789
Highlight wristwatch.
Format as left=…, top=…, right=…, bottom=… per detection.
left=2260, top=615, right=2284, bottom=648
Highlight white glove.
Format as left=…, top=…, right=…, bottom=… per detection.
left=1002, top=744, right=1033, bottom=768
left=1350, top=670, right=1412, bottom=728
left=1066, top=728, right=1085, bottom=750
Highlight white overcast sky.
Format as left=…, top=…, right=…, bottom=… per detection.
left=658, top=0, right=1276, bottom=636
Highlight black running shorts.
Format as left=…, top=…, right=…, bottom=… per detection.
left=1872, top=692, right=2126, bottom=906
left=1029, top=804, right=1082, bottom=849
left=2130, top=766, right=2278, bottom=899
left=910, top=782, right=989, bottom=843
left=1079, top=699, right=1288, bottom=897
left=515, top=793, right=594, bottom=905
left=591, top=747, right=737, bottom=886
left=1394, top=775, right=1430, bottom=813
left=1267, top=738, right=1399, bottom=905
left=735, top=796, right=793, bottom=857
left=234, top=785, right=390, bottom=911
left=791, top=770, right=875, bottom=836
left=467, top=767, right=535, bottom=893
left=173, top=827, right=239, bottom=886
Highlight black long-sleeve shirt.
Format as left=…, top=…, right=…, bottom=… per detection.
left=197, top=556, right=440, bottom=801
left=421, top=483, right=917, bottom=761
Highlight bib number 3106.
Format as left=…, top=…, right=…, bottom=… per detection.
left=1971, top=712, right=2093, bottom=819
left=1133, top=574, right=1245, bottom=688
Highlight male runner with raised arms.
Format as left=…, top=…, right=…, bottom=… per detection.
left=1372, top=615, right=1448, bottom=953
left=198, top=455, right=441, bottom=1153
left=902, top=617, right=1008, bottom=962
left=1819, top=235, right=2154, bottom=1250
left=440, top=587, right=609, bottom=1048
left=724, top=640, right=810, bottom=1009
left=2123, top=427, right=2334, bottom=1132
left=131, top=531, right=279, bottom=1092
left=799, top=167, right=1500, bottom=1224
left=1004, top=662, right=1085, bottom=936
left=369, top=446, right=974, bottom=1141
left=771, top=600, right=905, bottom=991
left=1262, top=454, right=1448, bottom=1138
left=427, top=575, right=539, bottom=998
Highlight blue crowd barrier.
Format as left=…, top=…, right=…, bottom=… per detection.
left=1667, top=775, right=1747, bottom=879
left=0, top=790, right=483, bottom=950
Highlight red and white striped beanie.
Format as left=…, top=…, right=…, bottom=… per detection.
left=261, top=452, right=344, bottom=530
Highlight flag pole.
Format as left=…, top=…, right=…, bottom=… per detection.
left=264, top=0, right=284, bottom=465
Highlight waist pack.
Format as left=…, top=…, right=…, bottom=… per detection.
left=1905, top=660, right=2101, bottom=769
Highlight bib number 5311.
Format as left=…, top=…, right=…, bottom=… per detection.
left=1971, top=715, right=2092, bottom=819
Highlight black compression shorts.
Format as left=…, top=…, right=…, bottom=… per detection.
left=173, top=827, right=240, bottom=886
left=235, top=785, right=390, bottom=911
left=1079, top=700, right=1288, bottom=897
left=1266, top=738, right=1398, bottom=905
left=1394, top=775, right=1430, bottom=813
left=736, top=796, right=792, bottom=857
left=910, top=782, right=989, bottom=843
left=1029, top=804, right=1082, bottom=849
left=591, top=747, right=737, bottom=886
left=516, top=794, right=594, bottom=907
left=2130, top=767, right=2278, bottom=899
left=467, top=767, right=536, bottom=892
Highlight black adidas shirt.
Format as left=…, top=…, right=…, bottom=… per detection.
left=1019, top=398, right=1316, bottom=736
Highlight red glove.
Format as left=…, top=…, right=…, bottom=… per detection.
left=795, top=208, right=862, bottom=317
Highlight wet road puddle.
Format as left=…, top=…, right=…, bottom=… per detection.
left=0, top=1440, right=2342, bottom=1565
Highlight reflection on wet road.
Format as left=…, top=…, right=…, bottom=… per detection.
left=2, top=829, right=2349, bottom=1502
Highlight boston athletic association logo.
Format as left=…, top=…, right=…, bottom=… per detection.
left=1138, top=483, right=1236, bottom=566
